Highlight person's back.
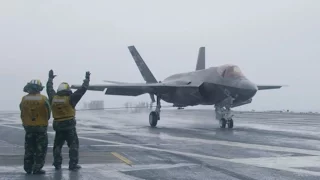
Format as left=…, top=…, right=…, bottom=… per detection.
left=21, top=93, right=49, bottom=131
left=46, top=70, right=90, bottom=171
left=50, top=85, right=77, bottom=131
left=20, top=80, right=51, bottom=174
left=51, top=93, right=75, bottom=122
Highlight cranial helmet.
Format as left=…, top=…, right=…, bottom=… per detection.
left=29, top=79, right=43, bottom=86
left=28, top=79, right=44, bottom=91
left=57, top=82, right=71, bottom=92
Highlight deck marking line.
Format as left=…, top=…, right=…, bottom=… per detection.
left=111, top=152, right=132, bottom=166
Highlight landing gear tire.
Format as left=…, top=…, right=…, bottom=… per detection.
left=149, top=111, right=158, bottom=127
left=219, top=118, right=227, bottom=128
left=227, top=119, right=234, bottom=129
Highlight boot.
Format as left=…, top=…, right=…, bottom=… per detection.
left=54, top=165, right=61, bottom=170
left=69, top=164, right=81, bottom=171
left=33, top=169, right=46, bottom=174
left=24, top=167, right=32, bottom=174
left=53, top=162, right=61, bottom=170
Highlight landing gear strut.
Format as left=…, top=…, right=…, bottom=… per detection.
left=149, top=96, right=161, bottom=127
left=215, top=93, right=235, bottom=129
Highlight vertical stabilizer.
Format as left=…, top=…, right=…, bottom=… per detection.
left=128, top=46, right=158, bottom=83
left=128, top=45, right=157, bottom=102
left=196, top=47, right=205, bottom=70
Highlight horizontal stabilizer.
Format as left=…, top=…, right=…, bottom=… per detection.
left=257, top=85, right=287, bottom=90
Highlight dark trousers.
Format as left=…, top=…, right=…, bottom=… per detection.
left=24, top=132, right=48, bottom=173
left=52, top=128, right=79, bottom=167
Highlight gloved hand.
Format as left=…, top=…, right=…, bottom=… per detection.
left=85, top=71, right=91, bottom=80
left=49, top=69, right=57, bottom=79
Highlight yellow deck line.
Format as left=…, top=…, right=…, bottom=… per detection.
left=111, top=152, right=133, bottom=166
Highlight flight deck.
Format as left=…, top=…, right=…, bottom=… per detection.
left=0, top=109, right=319, bottom=180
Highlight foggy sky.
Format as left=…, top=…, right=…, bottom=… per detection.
left=0, top=0, right=319, bottom=112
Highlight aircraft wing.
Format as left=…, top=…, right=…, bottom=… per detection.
left=103, top=80, right=128, bottom=84
left=103, top=80, right=156, bottom=102
left=71, top=82, right=200, bottom=96
left=257, top=85, right=287, bottom=90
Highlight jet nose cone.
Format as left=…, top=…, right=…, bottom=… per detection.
left=237, top=80, right=258, bottom=100
left=240, top=80, right=258, bottom=91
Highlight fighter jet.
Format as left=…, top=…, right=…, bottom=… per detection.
left=71, top=46, right=285, bottom=128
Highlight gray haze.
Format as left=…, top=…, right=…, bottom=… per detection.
left=0, top=0, right=319, bottom=112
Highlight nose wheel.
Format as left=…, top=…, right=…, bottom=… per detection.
left=227, top=119, right=233, bottom=128
left=214, top=90, right=237, bottom=129
left=215, top=104, right=234, bottom=129
left=219, top=118, right=226, bottom=128
left=219, top=118, right=234, bottom=128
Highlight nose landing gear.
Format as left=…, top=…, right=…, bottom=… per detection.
left=215, top=93, right=235, bottom=129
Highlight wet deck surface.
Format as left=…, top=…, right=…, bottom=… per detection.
left=0, top=109, right=320, bottom=179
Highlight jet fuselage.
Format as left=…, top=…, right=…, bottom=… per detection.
left=159, top=65, right=258, bottom=107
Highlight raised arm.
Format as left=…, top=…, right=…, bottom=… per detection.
left=70, top=71, right=90, bottom=108
left=46, top=69, right=57, bottom=104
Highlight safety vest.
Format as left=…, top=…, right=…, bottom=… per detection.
left=21, top=94, right=49, bottom=126
left=51, top=95, right=75, bottom=121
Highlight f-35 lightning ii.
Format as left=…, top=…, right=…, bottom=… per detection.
left=71, top=46, right=285, bottom=128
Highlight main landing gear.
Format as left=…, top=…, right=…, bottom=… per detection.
left=149, top=96, right=161, bottom=127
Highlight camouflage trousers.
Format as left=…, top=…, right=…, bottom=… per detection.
left=24, top=132, right=48, bottom=173
left=52, top=128, right=79, bottom=167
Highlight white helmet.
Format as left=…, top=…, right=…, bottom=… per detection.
left=26, top=79, right=44, bottom=92
left=57, top=82, right=71, bottom=92
left=29, top=79, right=43, bottom=87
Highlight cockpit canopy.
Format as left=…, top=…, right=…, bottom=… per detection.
left=217, top=64, right=245, bottom=78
